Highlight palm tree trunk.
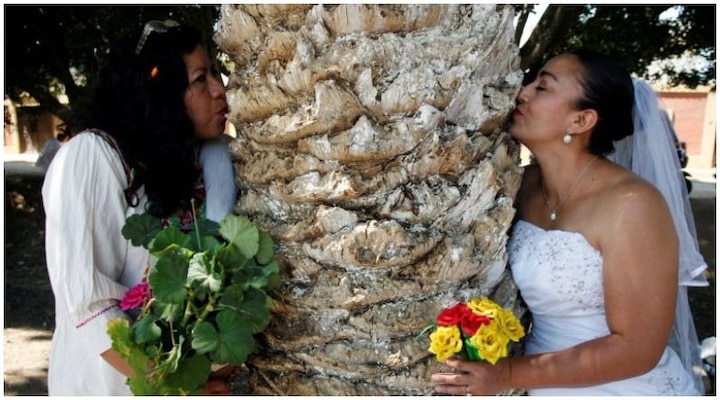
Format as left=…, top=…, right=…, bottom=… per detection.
left=215, top=4, right=524, bottom=395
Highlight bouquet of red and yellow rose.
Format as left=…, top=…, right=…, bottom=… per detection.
left=425, top=297, right=525, bottom=365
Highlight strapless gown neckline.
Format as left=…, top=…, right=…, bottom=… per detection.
left=507, top=219, right=699, bottom=395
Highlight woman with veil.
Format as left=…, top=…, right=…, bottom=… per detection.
left=431, top=50, right=708, bottom=395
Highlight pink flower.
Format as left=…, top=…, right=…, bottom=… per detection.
left=120, top=282, right=151, bottom=310
left=180, top=210, right=193, bottom=226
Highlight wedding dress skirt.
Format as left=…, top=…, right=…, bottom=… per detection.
left=508, top=220, right=699, bottom=395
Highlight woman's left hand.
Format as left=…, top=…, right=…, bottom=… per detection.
left=201, top=364, right=244, bottom=394
left=431, top=357, right=511, bottom=396
left=202, top=377, right=231, bottom=394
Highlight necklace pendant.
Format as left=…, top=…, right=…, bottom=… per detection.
left=550, top=210, right=557, bottom=221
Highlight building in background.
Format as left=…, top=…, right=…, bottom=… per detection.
left=656, top=86, right=716, bottom=169
left=4, top=96, right=67, bottom=155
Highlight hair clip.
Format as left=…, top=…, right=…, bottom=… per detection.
left=135, top=19, right=180, bottom=55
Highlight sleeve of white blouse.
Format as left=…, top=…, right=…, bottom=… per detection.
left=42, top=132, right=133, bottom=356
left=199, top=135, right=238, bottom=222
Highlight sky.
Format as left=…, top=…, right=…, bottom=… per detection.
left=517, top=4, right=548, bottom=47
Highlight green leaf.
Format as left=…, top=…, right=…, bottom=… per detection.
left=112, top=211, right=282, bottom=395
left=126, top=350, right=154, bottom=395
left=107, top=318, right=134, bottom=357
left=133, top=314, right=162, bottom=344
left=192, top=310, right=255, bottom=364
left=237, top=287, right=272, bottom=333
left=414, top=322, right=438, bottom=340
left=122, top=213, right=163, bottom=248
left=106, top=317, right=156, bottom=395
left=256, top=229, right=275, bottom=264
left=251, top=260, right=279, bottom=290
left=139, top=339, right=188, bottom=394
left=187, top=252, right=223, bottom=293
left=162, top=353, right=211, bottom=394
left=149, top=250, right=189, bottom=304
left=164, top=338, right=184, bottom=373
left=217, top=283, right=244, bottom=310
left=153, top=300, right=184, bottom=323
left=143, top=341, right=164, bottom=360
left=233, top=261, right=280, bottom=291
left=266, top=272, right=283, bottom=290
left=150, top=226, right=191, bottom=254
left=464, top=338, right=481, bottom=361
left=195, top=218, right=220, bottom=238
left=200, top=235, right=223, bottom=254
left=216, top=244, right=249, bottom=273
left=219, top=215, right=259, bottom=259
left=215, top=310, right=256, bottom=364
left=192, top=321, right=220, bottom=355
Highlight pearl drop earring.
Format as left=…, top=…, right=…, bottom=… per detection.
left=563, top=132, right=573, bottom=144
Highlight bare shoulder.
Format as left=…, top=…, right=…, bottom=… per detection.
left=606, top=172, right=668, bottom=214
left=593, top=168, right=675, bottom=234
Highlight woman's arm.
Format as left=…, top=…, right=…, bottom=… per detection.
left=433, top=179, right=679, bottom=394
left=199, top=135, right=237, bottom=222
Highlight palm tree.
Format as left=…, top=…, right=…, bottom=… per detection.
left=215, top=4, right=524, bottom=395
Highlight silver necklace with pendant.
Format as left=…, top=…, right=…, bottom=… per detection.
left=541, top=156, right=600, bottom=221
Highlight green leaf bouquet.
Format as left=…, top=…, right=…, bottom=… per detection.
left=107, top=211, right=280, bottom=395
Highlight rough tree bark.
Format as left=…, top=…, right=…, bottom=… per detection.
left=215, top=4, right=524, bottom=395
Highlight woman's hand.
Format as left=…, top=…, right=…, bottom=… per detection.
left=431, top=357, right=512, bottom=396
left=202, top=377, right=231, bottom=394
left=201, top=364, right=244, bottom=395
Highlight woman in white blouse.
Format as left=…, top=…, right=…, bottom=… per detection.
left=42, top=20, right=236, bottom=395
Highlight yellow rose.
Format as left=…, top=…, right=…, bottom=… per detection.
left=428, top=325, right=463, bottom=362
left=468, top=320, right=509, bottom=365
left=496, top=308, right=525, bottom=342
left=467, top=297, right=503, bottom=319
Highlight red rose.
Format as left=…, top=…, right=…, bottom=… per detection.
left=436, top=303, right=471, bottom=327
left=120, top=282, right=151, bottom=311
left=460, top=311, right=491, bottom=335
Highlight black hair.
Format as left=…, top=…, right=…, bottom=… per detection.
left=71, top=23, right=205, bottom=218
left=567, top=49, right=634, bottom=156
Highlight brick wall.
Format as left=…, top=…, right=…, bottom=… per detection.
left=659, top=92, right=706, bottom=155
left=658, top=90, right=716, bottom=169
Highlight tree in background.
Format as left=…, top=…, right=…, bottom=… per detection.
left=4, top=4, right=715, bottom=129
left=4, top=5, right=220, bottom=127
left=516, top=4, right=715, bottom=88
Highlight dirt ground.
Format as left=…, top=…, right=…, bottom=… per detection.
left=3, top=160, right=716, bottom=395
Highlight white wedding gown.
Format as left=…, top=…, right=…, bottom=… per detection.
left=508, top=219, right=700, bottom=395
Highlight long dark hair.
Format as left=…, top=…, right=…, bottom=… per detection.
left=569, top=49, right=634, bottom=156
left=72, top=23, right=204, bottom=218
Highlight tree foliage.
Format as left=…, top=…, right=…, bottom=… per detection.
left=4, top=4, right=715, bottom=125
left=4, top=5, right=220, bottom=122
left=517, top=4, right=715, bottom=88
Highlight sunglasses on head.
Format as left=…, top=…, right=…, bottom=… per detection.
left=135, top=19, right=180, bottom=55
